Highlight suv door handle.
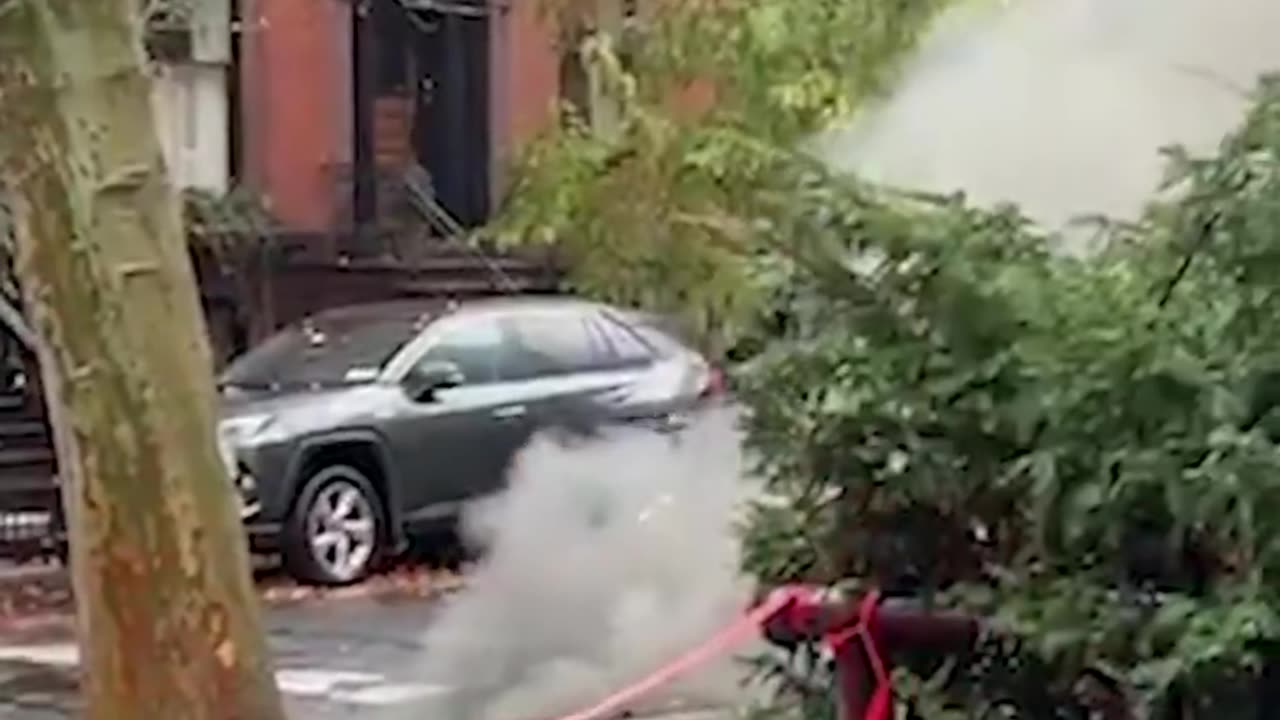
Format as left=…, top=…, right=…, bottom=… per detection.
left=493, top=404, right=527, bottom=421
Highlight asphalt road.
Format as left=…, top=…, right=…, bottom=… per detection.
left=0, top=595, right=453, bottom=719
left=0, top=408, right=748, bottom=719
left=0, top=593, right=733, bottom=720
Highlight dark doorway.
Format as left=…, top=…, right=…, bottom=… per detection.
left=406, top=0, right=492, bottom=228
left=228, top=0, right=242, bottom=182
left=351, top=0, right=377, bottom=234
left=352, top=0, right=492, bottom=236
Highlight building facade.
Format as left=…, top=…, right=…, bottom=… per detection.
left=235, top=0, right=564, bottom=244
left=149, top=0, right=235, bottom=194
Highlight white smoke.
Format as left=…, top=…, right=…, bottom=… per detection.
left=390, top=408, right=764, bottom=720
left=814, top=0, right=1280, bottom=232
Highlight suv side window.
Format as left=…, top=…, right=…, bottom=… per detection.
left=591, top=312, right=654, bottom=367
left=498, top=310, right=601, bottom=381
left=416, top=316, right=502, bottom=385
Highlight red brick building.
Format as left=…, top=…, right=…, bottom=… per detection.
left=236, top=0, right=563, bottom=240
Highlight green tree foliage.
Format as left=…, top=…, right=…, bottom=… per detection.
left=495, top=0, right=955, bottom=350
left=736, top=76, right=1280, bottom=718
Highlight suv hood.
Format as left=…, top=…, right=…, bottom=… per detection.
left=218, top=383, right=399, bottom=445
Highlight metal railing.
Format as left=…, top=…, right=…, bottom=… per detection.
left=401, top=163, right=521, bottom=293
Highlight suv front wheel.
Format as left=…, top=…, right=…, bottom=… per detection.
left=283, top=464, right=386, bottom=585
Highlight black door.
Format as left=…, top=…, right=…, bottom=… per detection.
left=409, top=1, right=491, bottom=228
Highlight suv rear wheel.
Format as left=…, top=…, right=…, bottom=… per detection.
left=283, top=464, right=386, bottom=585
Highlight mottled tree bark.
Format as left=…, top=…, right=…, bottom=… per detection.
left=0, top=2, right=286, bottom=718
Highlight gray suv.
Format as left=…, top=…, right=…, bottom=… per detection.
left=216, top=297, right=723, bottom=584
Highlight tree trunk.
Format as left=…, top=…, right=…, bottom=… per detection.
left=0, top=2, right=287, bottom=719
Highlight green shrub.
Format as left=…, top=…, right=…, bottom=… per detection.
left=737, top=76, right=1280, bottom=718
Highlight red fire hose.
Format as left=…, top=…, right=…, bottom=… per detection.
left=547, top=586, right=977, bottom=720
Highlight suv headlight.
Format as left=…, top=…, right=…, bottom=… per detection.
left=235, top=469, right=261, bottom=519
left=216, top=435, right=236, bottom=476
left=216, top=414, right=274, bottom=475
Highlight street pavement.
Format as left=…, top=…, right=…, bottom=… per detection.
left=0, top=595, right=454, bottom=719
left=0, top=593, right=734, bottom=720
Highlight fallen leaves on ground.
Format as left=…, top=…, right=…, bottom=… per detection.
left=0, top=559, right=466, bottom=633
left=255, top=562, right=466, bottom=606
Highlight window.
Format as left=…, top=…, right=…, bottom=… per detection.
left=589, top=313, right=653, bottom=367
left=612, top=309, right=689, bottom=358
left=220, top=310, right=427, bottom=389
left=498, top=311, right=598, bottom=381
left=496, top=309, right=656, bottom=381
left=417, top=317, right=502, bottom=385
left=558, top=40, right=591, bottom=124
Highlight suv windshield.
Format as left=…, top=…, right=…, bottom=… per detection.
left=221, top=305, right=432, bottom=389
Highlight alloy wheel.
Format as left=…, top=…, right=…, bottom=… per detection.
left=304, top=478, right=377, bottom=583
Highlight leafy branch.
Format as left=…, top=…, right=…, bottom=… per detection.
left=493, top=0, right=961, bottom=352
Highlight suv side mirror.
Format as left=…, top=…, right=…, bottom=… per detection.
left=403, top=360, right=464, bottom=401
